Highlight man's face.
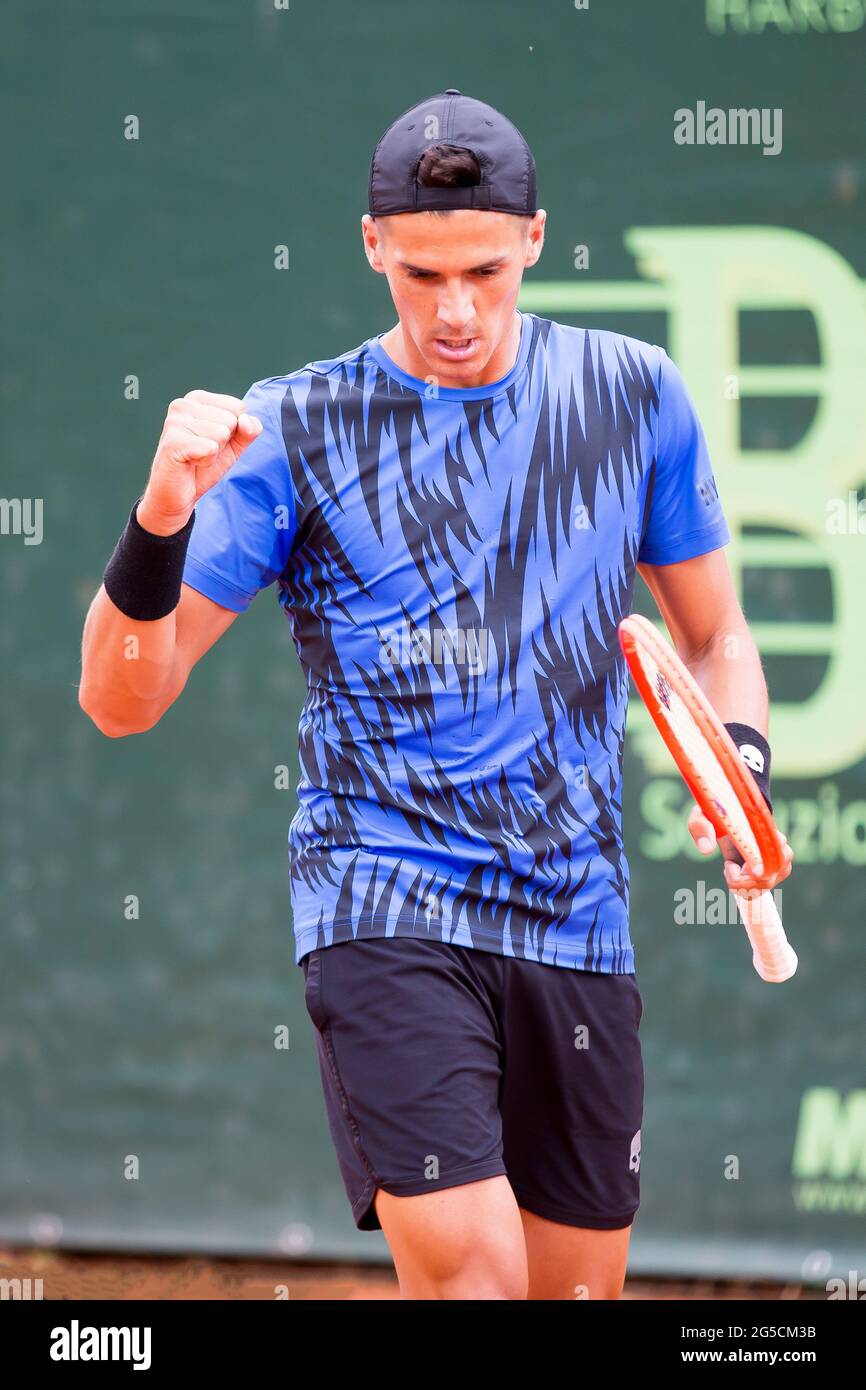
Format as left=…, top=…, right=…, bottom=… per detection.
left=361, top=208, right=545, bottom=387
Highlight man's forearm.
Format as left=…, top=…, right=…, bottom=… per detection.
left=78, top=587, right=182, bottom=737
left=683, top=622, right=769, bottom=735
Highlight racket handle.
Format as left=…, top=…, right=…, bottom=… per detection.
left=733, top=889, right=798, bottom=983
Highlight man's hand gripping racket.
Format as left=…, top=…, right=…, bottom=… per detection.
left=618, top=614, right=797, bottom=983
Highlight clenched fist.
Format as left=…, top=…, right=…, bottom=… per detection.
left=136, top=390, right=263, bottom=536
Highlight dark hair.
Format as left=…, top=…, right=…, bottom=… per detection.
left=374, top=142, right=528, bottom=231
left=415, top=142, right=482, bottom=190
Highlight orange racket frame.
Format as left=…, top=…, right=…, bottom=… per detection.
left=618, top=613, right=796, bottom=982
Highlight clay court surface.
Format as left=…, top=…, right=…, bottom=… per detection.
left=1, top=1248, right=824, bottom=1300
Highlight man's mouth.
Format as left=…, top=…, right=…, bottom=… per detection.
left=434, top=336, right=478, bottom=360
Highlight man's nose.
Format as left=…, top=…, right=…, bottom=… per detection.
left=437, top=285, right=476, bottom=330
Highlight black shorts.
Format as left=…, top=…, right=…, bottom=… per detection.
left=301, top=936, right=644, bottom=1232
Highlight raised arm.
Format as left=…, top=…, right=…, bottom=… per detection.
left=78, top=390, right=263, bottom=737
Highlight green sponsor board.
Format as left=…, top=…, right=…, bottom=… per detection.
left=793, top=1089, right=866, bottom=1213
left=705, top=0, right=866, bottom=36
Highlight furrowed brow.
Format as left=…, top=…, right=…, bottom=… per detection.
left=398, top=255, right=509, bottom=274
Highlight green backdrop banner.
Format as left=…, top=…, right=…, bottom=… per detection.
left=2, top=0, right=863, bottom=1278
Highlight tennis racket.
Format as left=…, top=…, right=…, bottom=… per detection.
left=618, top=613, right=797, bottom=983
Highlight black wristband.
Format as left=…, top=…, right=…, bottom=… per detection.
left=724, top=721, right=773, bottom=814
left=102, top=498, right=196, bottom=621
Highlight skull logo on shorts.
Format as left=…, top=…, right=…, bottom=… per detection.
left=629, top=1129, right=641, bottom=1174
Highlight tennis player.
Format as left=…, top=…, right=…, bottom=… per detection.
left=79, top=90, right=793, bottom=1300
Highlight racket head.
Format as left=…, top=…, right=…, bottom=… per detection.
left=618, top=613, right=785, bottom=887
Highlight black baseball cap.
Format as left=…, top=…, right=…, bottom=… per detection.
left=368, top=89, right=537, bottom=217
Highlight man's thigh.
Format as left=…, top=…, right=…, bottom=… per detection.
left=501, top=960, right=645, bottom=1233
left=301, top=938, right=508, bottom=1232
left=375, top=1176, right=528, bottom=1300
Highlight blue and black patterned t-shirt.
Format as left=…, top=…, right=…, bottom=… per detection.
left=182, top=312, right=730, bottom=971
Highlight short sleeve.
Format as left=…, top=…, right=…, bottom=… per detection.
left=637, top=349, right=731, bottom=566
left=181, top=379, right=296, bottom=612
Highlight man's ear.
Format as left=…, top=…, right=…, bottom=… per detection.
left=361, top=214, right=386, bottom=273
left=522, top=209, right=545, bottom=268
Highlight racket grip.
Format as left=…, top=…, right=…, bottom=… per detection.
left=733, top=889, right=798, bottom=983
